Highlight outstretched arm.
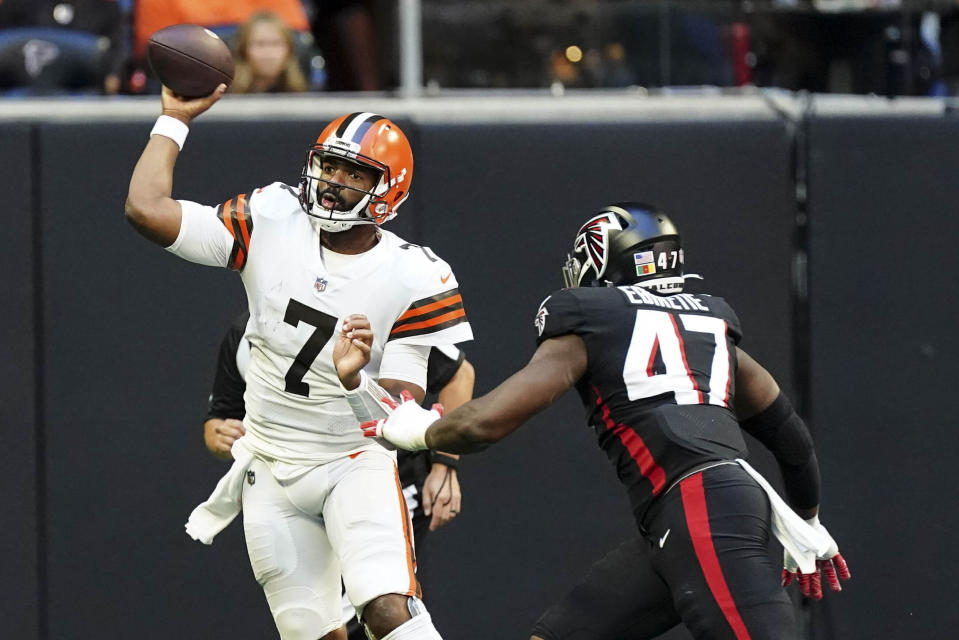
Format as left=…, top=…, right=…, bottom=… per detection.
left=125, top=85, right=227, bottom=246
left=424, top=335, right=587, bottom=453
left=735, top=347, right=850, bottom=597
left=734, top=347, right=818, bottom=518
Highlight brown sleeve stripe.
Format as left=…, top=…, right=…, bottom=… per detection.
left=216, top=193, right=254, bottom=271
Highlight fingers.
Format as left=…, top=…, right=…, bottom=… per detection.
left=361, top=419, right=383, bottom=438
left=832, top=552, right=851, bottom=581
left=423, top=465, right=461, bottom=530
left=448, top=472, right=462, bottom=516
left=782, top=569, right=794, bottom=587
left=820, top=559, right=840, bottom=592
left=421, top=477, right=434, bottom=516
left=340, top=315, right=373, bottom=352
left=429, top=502, right=452, bottom=531
left=786, top=560, right=848, bottom=598
left=350, top=336, right=372, bottom=353
left=341, top=315, right=372, bottom=340
left=431, top=402, right=445, bottom=417
left=820, top=554, right=851, bottom=592
left=809, top=568, right=822, bottom=599
left=400, top=390, right=414, bottom=402
left=341, top=314, right=371, bottom=330
left=160, top=83, right=227, bottom=118
left=210, top=83, right=227, bottom=102
left=428, top=488, right=454, bottom=531
left=219, top=418, right=245, bottom=438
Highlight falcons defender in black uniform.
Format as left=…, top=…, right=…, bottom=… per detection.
left=357, top=203, right=850, bottom=640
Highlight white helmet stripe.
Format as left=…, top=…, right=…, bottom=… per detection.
left=340, top=112, right=382, bottom=144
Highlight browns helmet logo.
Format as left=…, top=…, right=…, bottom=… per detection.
left=573, top=213, right=623, bottom=283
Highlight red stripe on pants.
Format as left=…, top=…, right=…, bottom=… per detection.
left=680, top=473, right=753, bottom=640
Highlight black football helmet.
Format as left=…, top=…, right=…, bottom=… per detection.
left=561, top=203, right=686, bottom=293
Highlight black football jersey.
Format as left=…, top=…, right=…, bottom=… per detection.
left=535, top=285, right=747, bottom=519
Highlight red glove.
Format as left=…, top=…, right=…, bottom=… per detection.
left=782, top=516, right=851, bottom=599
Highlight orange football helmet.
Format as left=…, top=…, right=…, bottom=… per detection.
left=299, top=112, right=414, bottom=232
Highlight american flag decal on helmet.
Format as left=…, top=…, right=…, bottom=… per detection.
left=574, top=213, right=622, bottom=282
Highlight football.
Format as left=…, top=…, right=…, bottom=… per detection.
left=147, top=24, right=234, bottom=98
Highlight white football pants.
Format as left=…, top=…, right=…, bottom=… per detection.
left=241, top=449, right=419, bottom=640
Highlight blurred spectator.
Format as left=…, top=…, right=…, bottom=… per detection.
left=131, top=0, right=317, bottom=94
left=132, top=0, right=309, bottom=59
left=231, top=11, right=307, bottom=93
left=0, top=0, right=131, bottom=95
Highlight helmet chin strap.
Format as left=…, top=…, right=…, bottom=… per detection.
left=309, top=192, right=376, bottom=232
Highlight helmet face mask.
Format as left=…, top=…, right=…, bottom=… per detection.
left=299, top=112, right=413, bottom=233
left=563, top=203, right=686, bottom=293
left=301, top=151, right=384, bottom=231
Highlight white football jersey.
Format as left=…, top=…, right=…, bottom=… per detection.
left=167, top=182, right=473, bottom=464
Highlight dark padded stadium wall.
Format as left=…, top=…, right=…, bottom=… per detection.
left=411, top=119, right=796, bottom=639
left=0, top=123, right=38, bottom=640
left=33, top=115, right=794, bottom=640
left=807, top=113, right=959, bottom=639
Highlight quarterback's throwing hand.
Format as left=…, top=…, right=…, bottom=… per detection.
left=361, top=391, right=443, bottom=451
left=782, top=517, right=851, bottom=599
left=160, top=83, right=227, bottom=124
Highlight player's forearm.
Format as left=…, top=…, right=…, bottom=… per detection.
left=424, top=400, right=504, bottom=453
left=425, top=340, right=582, bottom=453
left=425, top=377, right=540, bottom=453
left=124, top=135, right=183, bottom=245
left=437, top=360, right=475, bottom=413
left=431, top=361, right=475, bottom=460
left=740, top=392, right=821, bottom=511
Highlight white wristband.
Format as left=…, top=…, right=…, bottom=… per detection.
left=150, top=115, right=189, bottom=151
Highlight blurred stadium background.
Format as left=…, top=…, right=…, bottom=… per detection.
left=2, top=2, right=957, bottom=639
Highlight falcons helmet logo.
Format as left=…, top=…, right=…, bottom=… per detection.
left=573, top=213, right=623, bottom=284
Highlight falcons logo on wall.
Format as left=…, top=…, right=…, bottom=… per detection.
left=573, top=213, right=622, bottom=281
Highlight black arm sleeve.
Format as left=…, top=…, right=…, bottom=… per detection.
left=425, top=345, right=466, bottom=394
left=204, top=312, right=249, bottom=422
left=740, top=392, right=821, bottom=511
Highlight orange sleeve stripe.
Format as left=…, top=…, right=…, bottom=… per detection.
left=390, top=308, right=466, bottom=336
left=231, top=247, right=246, bottom=271
left=235, top=194, right=252, bottom=248
left=392, top=467, right=418, bottom=595
left=220, top=199, right=236, bottom=238
left=395, top=294, right=463, bottom=323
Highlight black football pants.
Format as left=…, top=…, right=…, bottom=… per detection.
left=531, top=463, right=796, bottom=640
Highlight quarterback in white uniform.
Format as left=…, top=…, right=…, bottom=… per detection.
left=126, top=84, right=470, bottom=640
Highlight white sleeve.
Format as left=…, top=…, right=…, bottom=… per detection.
left=165, top=199, right=235, bottom=268
left=379, top=342, right=431, bottom=390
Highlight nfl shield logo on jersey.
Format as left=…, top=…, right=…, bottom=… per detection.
left=314, top=277, right=328, bottom=293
